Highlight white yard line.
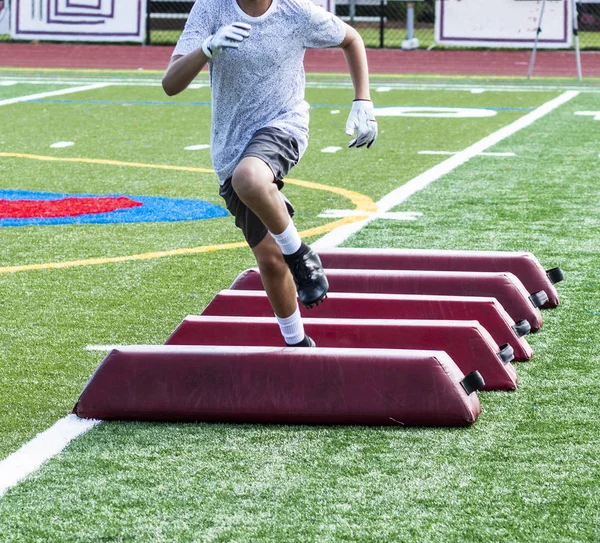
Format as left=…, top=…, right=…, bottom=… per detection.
left=0, top=415, right=101, bottom=498
left=418, top=151, right=516, bottom=157
left=313, top=90, right=579, bottom=249
left=0, top=76, right=598, bottom=93
left=0, top=89, right=579, bottom=501
left=0, top=83, right=111, bottom=107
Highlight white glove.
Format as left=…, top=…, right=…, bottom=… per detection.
left=345, top=100, right=378, bottom=149
left=202, top=22, right=251, bottom=59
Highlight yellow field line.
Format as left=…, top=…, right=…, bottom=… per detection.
left=0, top=152, right=214, bottom=174
left=0, top=153, right=377, bottom=274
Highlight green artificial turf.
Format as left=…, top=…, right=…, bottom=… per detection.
left=0, top=75, right=598, bottom=542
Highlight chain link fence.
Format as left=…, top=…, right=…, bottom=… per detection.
left=1, top=0, right=600, bottom=48
left=146, top=0, right=600, bottom=49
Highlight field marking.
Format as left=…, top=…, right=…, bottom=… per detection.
left=313, top=90, right=579, bottom=249
left=418, top=151, right=516, bottom=157
left=2, top=66, right=600, bottom=85
left=0, top=83, right=110, bottom=107
left=0, top=152, right=214, bottom=174
left=376, top=106, right=497, bottom=118
left=321, top=146, right=342, bottom=153
left=574, top=111, right=600, bottom=120
left=3, top=66, right=600, bottom=85
left=1, top=75, right=600, bottom=93
left=0, top=154, right=376, bottom=275
left=319, top=210, right=423, bottom=221
left=50, top=141, right=75, bottom=149
left=0, top=89, right=578, bottom=500
left=184, top=144, right=210, bottom=151
left=0, top=415, right=101, bottom=498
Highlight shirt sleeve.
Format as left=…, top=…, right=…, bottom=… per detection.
left=172, top=0, right=214, bottom=58
left=303, top=3, right=347, bottom=49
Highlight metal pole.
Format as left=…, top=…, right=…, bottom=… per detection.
left=145, top=0, right=151, bottom=45
left=380, top=0, right=385, bottom=48
left=527, top=0, right=547, bottom=79
left=349, top=0, right=356, bottom=24
left=572, top=0, right=583, bottom=80
left=406, top=2, right=415, bottom=41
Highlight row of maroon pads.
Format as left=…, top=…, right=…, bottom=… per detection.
left=74, top=248, right=563, bottom=427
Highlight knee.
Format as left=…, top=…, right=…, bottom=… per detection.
left=231, top=162, right=275, bottom=203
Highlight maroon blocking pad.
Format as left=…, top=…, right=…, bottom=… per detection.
left=230, top=268, right=544, bottom=332
left=167, top=316, right=517, bottom=391
left=318, top=248, right=561, bottom=308
left=202, top=290, right=533, bottom=361
left=73, top=346, right=482, bottom=426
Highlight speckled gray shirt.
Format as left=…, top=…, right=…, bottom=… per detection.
left=173, top=0, right=346, bottom=183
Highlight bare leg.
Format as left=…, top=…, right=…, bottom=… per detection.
left=232, top=155, right=297, bottom=318
left=231, top=156, right=290, bottom=235
left=252, top=233, right=298, bottom=319
left=232, top=154, right=327, bottom=313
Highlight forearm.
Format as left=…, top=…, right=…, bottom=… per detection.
left=340, top=25, right=371, bottom=101
left=162, top=49, right=209, bottom=96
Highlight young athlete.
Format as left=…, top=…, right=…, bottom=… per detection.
left=162, top=0, right=377, bottom=347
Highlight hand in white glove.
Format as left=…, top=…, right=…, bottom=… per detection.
left=202, top=22, right=251, bottom=59
left=345, top=99, right=378, bottom=149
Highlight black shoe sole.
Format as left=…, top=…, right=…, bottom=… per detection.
left=303, top=292, right=327, bottom=309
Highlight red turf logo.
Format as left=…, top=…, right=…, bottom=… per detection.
left=0, top=196, right=142, bottom=219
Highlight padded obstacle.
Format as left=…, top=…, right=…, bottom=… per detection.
left=166, top=316, right=517, bottom=390
left=230, top=268, right=545, bottom=332
left=202, top=290, right=534, bottom=361
left=318, top=248, right=563, bottom=308
left=73, top=346, right=482, bottom=426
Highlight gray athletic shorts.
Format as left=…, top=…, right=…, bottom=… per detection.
left=219, top=126, right=300, bottom=248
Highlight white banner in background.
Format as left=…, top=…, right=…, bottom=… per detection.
left=0, top=0, right=9, bottom=35
left=435, top=0, right=573, bottom=49
left=11, top=0, right=147, bottom=42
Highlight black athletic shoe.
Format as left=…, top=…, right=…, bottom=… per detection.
left=283, top=243, right=329, bottom=309
left=286, top=335, right=316, bottom=347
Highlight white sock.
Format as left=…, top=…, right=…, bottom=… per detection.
left=270, top=220, right=302, bottom=256
left=275, top=306, right=305, bottom=345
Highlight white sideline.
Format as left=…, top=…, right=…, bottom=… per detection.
left=0, top=415, right=101, bottom=498
left=1, top=76, right=598, bottom=94
left=0, top=83, right=110, bottom=107
left=313, top=90, right=579, bottom=249
left=0, top=90, right=579, bottom=500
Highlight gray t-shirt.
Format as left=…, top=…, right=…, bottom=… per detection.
left=173, top=0, right=346, bottom=183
